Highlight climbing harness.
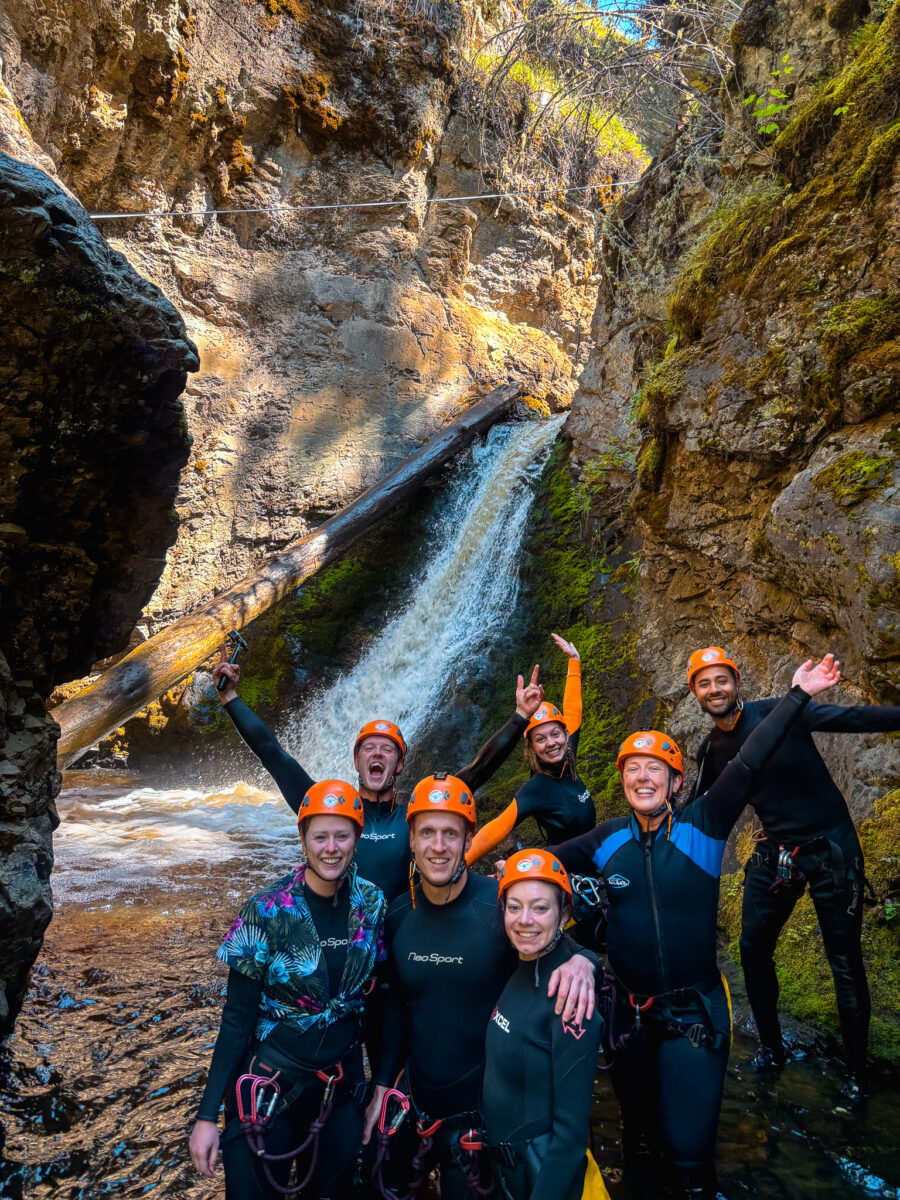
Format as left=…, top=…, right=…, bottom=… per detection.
left=371, top=1089, right=493, bottom=1200
left=234, top=1056, right=345, bottom=1196
left=599, top=972, right=729, bottom=1060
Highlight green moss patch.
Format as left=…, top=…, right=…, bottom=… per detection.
left=812, top=450, right=893, bottom=505
left=819, top=291, right=900, bottom=369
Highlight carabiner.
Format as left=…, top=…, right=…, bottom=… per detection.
left=378, top=1087, right=410, bottom=1136
left=316, top=1061, right=344, bottom=1106
left=459, top=1128, right=483, bottom=1153
left=417, top=1117, right=443, bottom=1139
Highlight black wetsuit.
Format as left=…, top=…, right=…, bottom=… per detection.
left=197, top=878, right=378, bottom=1199
left=482, top=938, right=603, bottom=1200
left=692, top=697, right=900, bottom=1078
left=554, top=686, right=812, bottom=1197
left=224, top=698, right=528, bottom=901
left=374, top=873, right=594, bottom=1198
left=515, top=730, right=595, bottom=844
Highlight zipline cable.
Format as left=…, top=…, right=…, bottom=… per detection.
left=88, top=178, right=641, bottom=221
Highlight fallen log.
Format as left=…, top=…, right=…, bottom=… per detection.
left=54, top=385, right=521, bottom=767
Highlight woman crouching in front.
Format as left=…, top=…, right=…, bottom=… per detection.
left=188, top=780, right=385, bottom=1198
left=482, top=850, right=608, bottom=1200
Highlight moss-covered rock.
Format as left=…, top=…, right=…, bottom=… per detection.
left=812, top=449, right=892, bottom=504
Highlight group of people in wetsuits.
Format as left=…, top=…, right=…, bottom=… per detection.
left=187, top=635, right=899, bottom=1199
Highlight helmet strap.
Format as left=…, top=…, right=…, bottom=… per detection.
left=721, top=698, right=744, bottom=731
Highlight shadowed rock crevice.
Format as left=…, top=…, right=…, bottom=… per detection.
left=0, top=151, right=198, bottom=1035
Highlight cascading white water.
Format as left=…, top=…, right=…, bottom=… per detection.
left=280, top=415, right=566, bottom=781
left=52, top=415, right=564, bottom=900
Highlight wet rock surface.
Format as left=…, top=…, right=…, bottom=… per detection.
left=0, top=0, right=602, bottom=627
left=0, top=149, right=197, bottom=1033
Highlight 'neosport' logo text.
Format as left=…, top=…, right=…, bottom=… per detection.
left=360, top=830, right=396, bottom=841
left=491, top=1007, right=510, bottom=1033
left=408, top=951, right=464, bottom=965
left=321, top=937, right=350, bottom=948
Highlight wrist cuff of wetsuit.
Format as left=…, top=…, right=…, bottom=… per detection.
left=789, top=683, right=812, bottom=706
left=511, top=711, right=529, bottom=728
left=196, top=1104, right=221, bottom=1123
left=567, top=658, right=581, bottom=675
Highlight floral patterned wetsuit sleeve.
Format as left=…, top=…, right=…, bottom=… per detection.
left=217, top=897, right=271, bottom=981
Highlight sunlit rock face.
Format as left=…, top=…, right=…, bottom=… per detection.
left=567, top=0, right=900, bottom=816
left=0, top=145, right=197, bottom=1034
left=0, top=0, right=602, bottom=627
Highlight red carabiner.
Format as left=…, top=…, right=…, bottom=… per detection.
left=459, top=1128, right=483, bottom=1152
left=417, top=1117, right=443, bottom=1139
left=378, top=1087, right=410, bottom=1136
left=316, top=1061, right=344, bottom=1105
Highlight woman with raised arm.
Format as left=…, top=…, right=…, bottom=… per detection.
left=188, top=780, right=385, bottom=1198
left=553, top=656, right=841, bottom=1200
left=467, top=634, right=594, bottom=866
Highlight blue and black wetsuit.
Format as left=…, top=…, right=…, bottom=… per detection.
left=482, top=937, right=603, bottom=1200
left=554, top=685, right=812, bottom=1197
left=691, top=696, right=900, bottom=1078
left=224, top=698, right=528, bottom=902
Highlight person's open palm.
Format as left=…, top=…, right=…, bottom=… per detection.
left=792, top=653, right=841, bottom=696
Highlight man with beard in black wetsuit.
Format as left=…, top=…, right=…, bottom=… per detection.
left=361, top=774, right=597, bottom=1200
left=211, top=657, right=544, bottom=901
left=686, top=646, right=900, bottom=1101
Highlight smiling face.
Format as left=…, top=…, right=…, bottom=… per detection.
left=409, top=811, right=472, bottom=888
left=503, top=880, right=565, bottom=959
left=691, top=664, right=739, bottom=718
left=620, top=754, right=683, bottom=822
left=528, top=720, right=568, bottom=766
left=301, top=814, right=359, bottom=882
left=355, top=735, right=403, bottom=796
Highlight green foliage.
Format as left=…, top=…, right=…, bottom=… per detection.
left=812, top=450, right=893, bottom=505
left=719, top=790, right=900, bottom=1062
left=743, top=54, right=795, bottom=135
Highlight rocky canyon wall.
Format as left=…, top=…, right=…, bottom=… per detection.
left=0, top=143, right=197, bottom=1033
left=0, top=0, right=611, bottom=631
left=562, top=0, right=900, bottom=1056
left=569, top=0, right=900, bottom=806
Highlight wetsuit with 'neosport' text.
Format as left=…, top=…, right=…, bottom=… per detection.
left=692, top=695, right=900, bottom=1079
left=554, top=686, right=812, bottom=1196
left=224, top=697, right=528, bottom=900
left=482, top=937, right=603, bottom=1200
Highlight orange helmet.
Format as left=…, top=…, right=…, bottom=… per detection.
left=298, top=780, right=364, bottom=831
left=497, top=848, right=572, bottom=902
left=406, top=773, right=476, bottom=829
left=354, top=719, right=407, bottom=758
left=616, top=731, right=684, bottom=777
left=687, top=646, right=741, bottom=690
left=523, top=702, right=566, bottom=740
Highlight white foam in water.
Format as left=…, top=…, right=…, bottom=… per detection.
left=53, top=417, right=564, bottom=900
left=282, top=416, right=565, bottom=780
left=53, top=784, right=298, bottom=901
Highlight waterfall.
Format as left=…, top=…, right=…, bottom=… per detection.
left=281, top=415, right=566, bottom=782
